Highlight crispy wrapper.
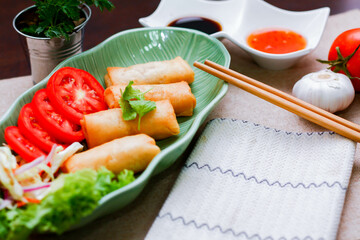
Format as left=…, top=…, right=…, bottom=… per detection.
left=104, top=81, right=196, bottom=116
left=62, top=134, right=160, bottom=174
left=81, top=100, right=180, bottom=148
left=104, top=56, right=194, bottom=87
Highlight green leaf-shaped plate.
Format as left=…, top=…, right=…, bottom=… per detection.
left=0, top=27, right=230, bottom=227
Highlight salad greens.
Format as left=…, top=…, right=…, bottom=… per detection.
left=119, top=81, right=156, bottom=130
left=0, top=167, right=134, bottom=240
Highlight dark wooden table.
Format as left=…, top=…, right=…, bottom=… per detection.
left=0, top=0, right=359, bottom=80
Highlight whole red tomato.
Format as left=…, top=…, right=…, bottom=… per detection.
left=326, top=28, right=360, bottom=91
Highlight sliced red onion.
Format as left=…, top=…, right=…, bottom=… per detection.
left=22, top=183, right=51, bottom=193
left=45, top=144, right=58, bottom=165
left=14, top=155, right=46, bottom=176
left=2, top=188, right=9, bottom=200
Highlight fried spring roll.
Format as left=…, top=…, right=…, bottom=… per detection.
left=62, top=134, right=160, bottom=174
left=81, top=100, right=180, bottom=148
left=104, top=81, right=196, bottom=116
left=104, top=56, right=194, bottom=87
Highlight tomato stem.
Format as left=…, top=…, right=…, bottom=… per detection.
left=317, top=44, right=360, bottom=80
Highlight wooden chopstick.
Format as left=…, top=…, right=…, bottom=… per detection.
left=194, top=60, right=360, bottom=142
left=204, top=60, right=360, bottom=133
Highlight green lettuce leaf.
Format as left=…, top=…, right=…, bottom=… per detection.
left=1, top=167, right=134, bottom=240
left=0, top=210, right=10, bottom=240
left=95, top=168, right=135, bottom=196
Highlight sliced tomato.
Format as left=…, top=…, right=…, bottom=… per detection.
left=18, top=103, right=60, bottom=153
left=46, top=67, right=107, bottom=124
left=4, top=126, right=45, bottom=162
left=32, top=89, right=84, bottom=143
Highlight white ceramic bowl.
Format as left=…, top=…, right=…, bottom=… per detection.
left=139, top=0, right=330, bottom=70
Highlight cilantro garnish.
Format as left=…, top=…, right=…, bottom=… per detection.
left=119, top=81, right=156, bottom=130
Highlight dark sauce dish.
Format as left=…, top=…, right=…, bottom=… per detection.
left=139, top=0, right=329, bottom=70
left=168, top=17, right=222, bottom=35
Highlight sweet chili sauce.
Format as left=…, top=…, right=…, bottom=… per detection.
left=247, top=28, right=307, bottom=54
left=168, top=17, right=222, bottom=35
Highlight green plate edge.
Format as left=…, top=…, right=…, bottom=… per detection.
left=0, top=27, right=231, bottom=229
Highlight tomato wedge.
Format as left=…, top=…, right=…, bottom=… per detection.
left=46, top=67, right=107, bottom=124
left=5, top=126, right=45, bottom=162
left=18, top=103, right=60, bottom=153
left=32, top=89, right=84, bottom=143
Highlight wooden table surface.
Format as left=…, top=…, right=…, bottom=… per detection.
left=1, top=0, right=360, bottom=80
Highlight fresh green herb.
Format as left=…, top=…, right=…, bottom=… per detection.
left=21, top=0, right=114, bottom=39
left=119, top=81, right=156, bottom=130
left=129, top=100, right=157, bottom=129
left=121, top=81, right=149, bottom=101
left=0, top=168, right=134, bottom=240
left=119, top=93, right=137, bottom=121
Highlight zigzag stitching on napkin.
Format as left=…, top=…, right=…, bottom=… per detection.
left=185, top=162, right=347, bottom=190
left=209, top=118, right=336, bottom=136
left=158, top=212, right=322, bottom=240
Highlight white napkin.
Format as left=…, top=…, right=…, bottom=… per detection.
left=145, top=118, right=356, bottom=240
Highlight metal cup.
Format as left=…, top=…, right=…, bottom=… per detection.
left=13, top=5, right=91, bottom=85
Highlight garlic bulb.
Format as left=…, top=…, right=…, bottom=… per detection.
left=292, top=69, right=355, bottom=113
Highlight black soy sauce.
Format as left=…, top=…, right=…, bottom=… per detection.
left=168, top=17, right=222, bottom=34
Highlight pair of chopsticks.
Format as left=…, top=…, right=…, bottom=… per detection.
left=194, top=60, right=360, bottom=142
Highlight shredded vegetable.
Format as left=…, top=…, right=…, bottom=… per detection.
left=0, top=143, right=82, bottom=205
left=0, top=147, right=24, bottom=201
left=0, top=167, right=135, bottom=239
left=22, top=184, right=51, bottom=193
left=0, top=143, right=135, bottom=239
left=14, top=156, right=45, bottom=176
